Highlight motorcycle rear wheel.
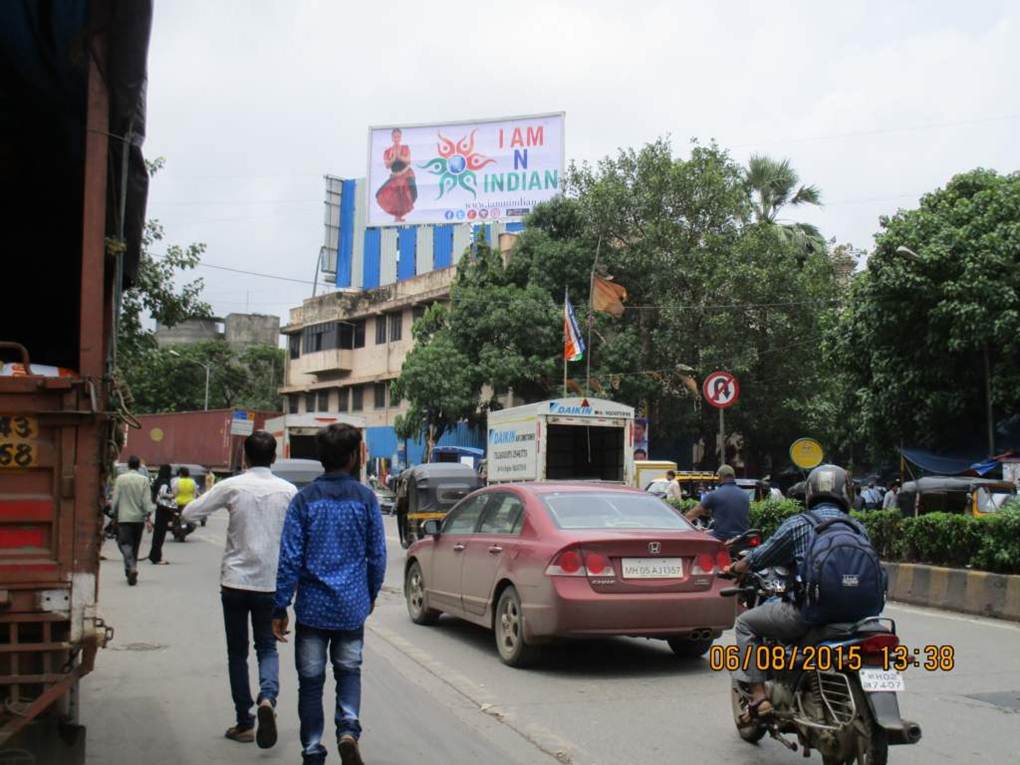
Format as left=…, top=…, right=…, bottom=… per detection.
left=730, top=680, right=767, bottom=743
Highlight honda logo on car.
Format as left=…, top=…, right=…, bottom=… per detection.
left=648, top=542, right=661, bottom=554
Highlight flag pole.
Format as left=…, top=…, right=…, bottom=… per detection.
left=586, top=236, right=602, bottom=396
left=563, top=287, right=568, bottom=397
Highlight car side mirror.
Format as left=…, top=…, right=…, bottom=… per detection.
left=422, top=519, right=442, bottom=537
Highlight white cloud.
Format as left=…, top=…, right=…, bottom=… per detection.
left=144, top=0, right=1020, bottom=320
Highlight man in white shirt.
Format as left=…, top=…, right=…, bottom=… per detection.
left=665, top=470, right=683, bottom=503
left=183, top=431, right=296, bottom=749
left=882, top=481, right=900, bottom=510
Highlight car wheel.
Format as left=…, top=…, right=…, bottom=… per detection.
left=405, top=561, right=440, bottom=625
left=494, top=586, right=540, bottom=668
left=667, top=636, right=713, bottom=659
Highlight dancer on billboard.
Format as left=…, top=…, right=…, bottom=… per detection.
left=375, top=128, right=417, bottom=222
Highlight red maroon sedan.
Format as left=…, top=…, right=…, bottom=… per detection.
left=404, top=482, right=736, bottom=666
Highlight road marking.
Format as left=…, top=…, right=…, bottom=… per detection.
left=368, top=622, right=583, bottom=764
left=886, top=602, right=1020, bottom=632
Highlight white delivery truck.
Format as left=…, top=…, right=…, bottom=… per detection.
left=487, top=398, right=636, bottom=484
left=264, top=412, right=368, bottom=464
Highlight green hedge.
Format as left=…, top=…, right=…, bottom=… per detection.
left=669, top=493, right=1020, bottom=575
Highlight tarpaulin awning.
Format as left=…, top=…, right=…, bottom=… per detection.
left=900, top=448, right=1001, bottom=477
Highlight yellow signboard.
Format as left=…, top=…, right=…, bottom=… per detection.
left=790, top=437, right=824, bottom=470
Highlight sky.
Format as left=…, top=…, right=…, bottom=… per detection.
left=144, top=0, right=1020, bottom=325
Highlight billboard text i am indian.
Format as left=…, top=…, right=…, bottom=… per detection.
left=367, top=113, right=564, bottom=227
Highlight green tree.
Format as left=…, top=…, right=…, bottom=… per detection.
left=825, top=168, right=1020, bottom=457
left=391, top=333, right=477, bottom=460
left=746, top=154, right=824, bottom=254
left=125, top=341, right=285, bottom=414
left=395, top=137, right=839, bottom=473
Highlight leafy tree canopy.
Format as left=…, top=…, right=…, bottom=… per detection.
left=824, top=168, right=1020, bottom=456
left=396, top=138, right=840, bottom=471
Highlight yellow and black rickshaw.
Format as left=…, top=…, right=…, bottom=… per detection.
left=396, top=463, right=483, bottom=548
left=897, top=476, right=1017, bottom=517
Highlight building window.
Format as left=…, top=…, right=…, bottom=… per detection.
left=288, top=395, right=299, bottom=414
left=351, top=385, right=363, bottom=411
left=374, top=382, right=387, bottom=409
left=388, top=312, right=403, bottom=342
left=374, top=316, right=387, bottom=345
left=289, top=334, right=300, bottom=359
left=317, top=390, right=330, bottom=412
left=305, top=393, right=316, bottom=413
left=338, top=319, right=366, bottom=350
left=303, top=322, right=337, bottom=353
left=337, top=387, right=349, bottom=412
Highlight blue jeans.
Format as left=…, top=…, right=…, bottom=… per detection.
left=221, top=587, right=279, bottom=728
left=295, top=623, right=364, bottom=763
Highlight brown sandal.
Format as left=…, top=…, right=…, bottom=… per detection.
left=738, top=698, right=773, bottom=726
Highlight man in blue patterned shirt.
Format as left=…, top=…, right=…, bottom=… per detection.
left=273, top=424, right=386, bottom=765
left=728, top=464, right=864, bottom=723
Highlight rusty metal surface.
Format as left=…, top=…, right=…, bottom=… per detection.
left=119, top=409, right=282, bottom=471
left=0, top=8, right=115, bottom=738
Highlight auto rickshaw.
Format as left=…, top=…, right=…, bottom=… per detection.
left=897, top=476, right=1017, bottom=517
left=396, top=463, right=483, bottom=548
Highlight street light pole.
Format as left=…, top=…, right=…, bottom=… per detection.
left=169, top=350, right=212, bottom=411
left=203, top=363, right=210, bottom=412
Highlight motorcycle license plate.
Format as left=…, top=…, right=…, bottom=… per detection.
left=859, top=668, right=905, bottom=692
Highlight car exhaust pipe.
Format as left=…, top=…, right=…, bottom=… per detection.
left=689, top=629, right=711, bottom=641
left=903, top=722, right=922, bottom=744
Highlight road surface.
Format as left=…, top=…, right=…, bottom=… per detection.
left=83, top=513, right=1020, bottom=764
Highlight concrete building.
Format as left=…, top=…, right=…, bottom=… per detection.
left=155, top=313, right=280, bottom=350
left=280, top=175, right=522, bottom=466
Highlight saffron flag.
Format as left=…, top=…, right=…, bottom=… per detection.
left=564, top=296, right=585, bottom=362
left=592, top=275, right=628, bottom=318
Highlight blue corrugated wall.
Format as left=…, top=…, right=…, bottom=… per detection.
left=336, top=179, right=356, bottom=288
left=366, top=422, right=486, bottom=467
left=433, top=225, right=454, bottom=269
left=397, top=227, right=417, bottom=281
left=363, top=228, right=381, bottom=288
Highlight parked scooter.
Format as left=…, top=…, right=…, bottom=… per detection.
left=720, top=565, right=922, bottom=762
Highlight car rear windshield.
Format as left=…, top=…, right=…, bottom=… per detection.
left=542, top=492, right=693, bottom=530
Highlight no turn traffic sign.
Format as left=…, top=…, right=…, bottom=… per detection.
left=702, top=371, right=739, bottom=409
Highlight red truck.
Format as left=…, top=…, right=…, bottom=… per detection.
left=119, top=409, right=282, bottom=473
left=1, top=2, right=153, bottom=761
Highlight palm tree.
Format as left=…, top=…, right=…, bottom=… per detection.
left=746, top=155, right=824, bottom=253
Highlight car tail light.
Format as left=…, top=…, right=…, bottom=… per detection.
left=748, top=534, right=761, bottom=547
left=857, top=633, right=899, bottom=654
left=585, top=552, right=610, bottom=576
left=692, top=553, right=716, bottom=575
left=545, top=548, right=585, bottom=577
left=716, top=549, right=732, bottom=570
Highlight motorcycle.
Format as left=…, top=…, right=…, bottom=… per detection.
left=168, top=505, right=196, bottom=542
left=721, top=562, right=922, bottom=763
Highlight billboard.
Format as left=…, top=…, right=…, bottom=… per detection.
left=367, top=112, right=564, bottom=227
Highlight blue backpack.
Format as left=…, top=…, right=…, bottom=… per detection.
left=800, top=510, right=886, bottom=625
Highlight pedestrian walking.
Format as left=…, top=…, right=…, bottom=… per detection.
left=181, top=432, right=296, bottom=748
left=110, top=455, right=154, bottom=586
left=883, top=481, right=901, bottom=510
left=273, top=423, right=386, bottom=765
left=146, top=464, right=175, bottom=565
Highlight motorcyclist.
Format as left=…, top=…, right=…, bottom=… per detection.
left=685, top=464, right=749, bottom=541
left=727, top=463, right=864, bottom=722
